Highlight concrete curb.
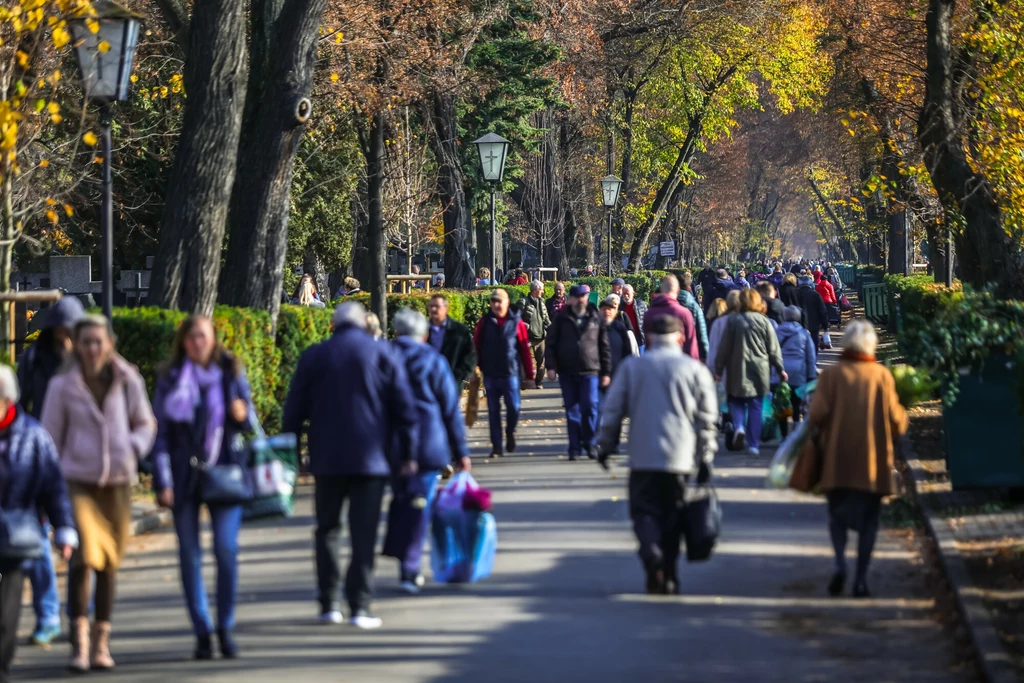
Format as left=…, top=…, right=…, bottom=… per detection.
left=900, top=434, right=1018, bottom=683
left=129, top=504, right=173, bottom=536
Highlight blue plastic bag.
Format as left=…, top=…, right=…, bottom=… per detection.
left=430, top=507, right=497, bottom=584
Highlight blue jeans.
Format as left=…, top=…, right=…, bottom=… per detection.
left=728, top=396, right=765, bottom=450
left=173, top=502, right=243, bottom=637
left=28, top=523, right=60, bottom=631
left=560, top=375, right=600, bottom=455
left=400, top=472, right=440, bottom=577
left=484, top=376, right=521, bottom=450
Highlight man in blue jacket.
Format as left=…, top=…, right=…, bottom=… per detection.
left=283, top=302, right=418, bottom=630
left=384, top=308, right=471, bottom=594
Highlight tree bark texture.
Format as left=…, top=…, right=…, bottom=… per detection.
left=218, top=0, right=328, bottom=322
left=918, top=0, right=1020, bottom=294
left=149, top=0, right=248, bottom=314
left=360, top=113, right=388, bottom=324
left=425, top=92, right=476, bottom=289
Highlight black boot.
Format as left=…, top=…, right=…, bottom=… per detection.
left=828, top=572, right=846, bottom=597
left=217, top=628, right=238, bottom=659
left=194, top=635, right=213, bottom=660
left=852, top=580, right=870, bottom=598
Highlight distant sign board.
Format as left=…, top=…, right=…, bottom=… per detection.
left=659, top=241, right=676, bottom=257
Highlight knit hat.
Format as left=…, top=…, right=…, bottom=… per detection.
left=569, top=284, right=591, bottom=298
left=611, top=278, right=626, bottom=286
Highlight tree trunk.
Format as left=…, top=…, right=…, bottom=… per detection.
left=627, top=114, right=702, bottom=272
left=918, top=0, right=1020, bottom=294
left=359, top=113, right=388, bottom=324
left=425, top=92, right=476, bottom=289
left=149, top=0, right=248, bottom=314
left=218, top=0, right=328, bottom=322
left=303, top=241, right=328, bottom=299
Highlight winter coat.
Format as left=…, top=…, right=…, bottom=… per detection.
left=437, top=318, right=476, bottom=386
left=474, top=311, right=535, bottom=380
left=392, top=338, right=469, bottom=471
left=706, top=313, right=733, bottom=381
left=621, top=299, right=648, bottom=347
left=151, top=354, right=253, bottom=501
left=546, top=295, right=567, bottom=320
left=798, top=285, right=829, bottom=333
left=816, top=277, right=837, bottom=304
left=810, top=357, right=909, bottom=496
left=17, top=297, right=85, bottom=419
left=706, top=278, right=740, bottom=311
left=520, top=295, right=551, bottom=343
left=643, top=295, right=700, bottom=360
left=764, top=296, right=786, bottom=326
left=603, top=318, right=633, bottom=378
left=735, top=276, right=751, bottom=289
left=768, top=272, right=785, bottom=288
left=597, top=344, right=718, bottom=474
left=677, top=289, right=709, bottom=361
left=282, top=324, right=419, bottom=477
left=779, top=282, right=801, bottom=308
left=712, top=312, right=785, bottom=399
left=775, top=321, right=818, bottom=388
left=0, top=410, right=78, bottom=550
left=42, top=355, right=157, bottom=488
left=546, top=306, right=612, bottom=377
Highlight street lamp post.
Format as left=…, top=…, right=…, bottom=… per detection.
left=600, top=175, right=623, bottom=276
left=69, top=1, right=140, bottom=319
left=473, top=133, right=510, bottom=284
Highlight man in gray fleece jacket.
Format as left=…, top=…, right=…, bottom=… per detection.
left=596, top=316, right=719, bottom=595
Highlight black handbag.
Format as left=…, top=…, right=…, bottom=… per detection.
left=187, top=396, right=253, bottom=506
left=0, top=508, right=45, bottom=560
left=681, top=486, right=722, bottom=562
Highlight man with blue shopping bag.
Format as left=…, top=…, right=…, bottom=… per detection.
left=384, top=309, right=472, bottom=594
left=596, top=316, right=719, bottom=595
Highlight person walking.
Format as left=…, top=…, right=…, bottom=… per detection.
left=620, top=285, right=647, bottom=349
left=151, top=315, right=254, bottom=660
left=779, top=272, right=801, bottom=308
left=596, top=316, right=718, bottom=595
left=705, top=269, right=740, bottom=313
left=807, top=320, right=908, bottom=598
left=16, top=296, right=84, bottom=647
left=283, top=302, right=419, bottom=630
left=797, top=271, right=830, bottom=348
left=678, top=272, right=709, bottom=361
left=0, top=365, right=77, bottom=683
left=775, top=306, right=818, bottom=437
left=826, top=265, right=844, bottom=294
left=474, top=289, right=534, bottom=458
left=756, top=281, right=786, bottom=326
left=546, top=282, right=567, bottom=320
left=427, top=293, right=476, bottom=387
left=546, top=285, right=611, bottom=460
left=599, top=295, right=636, bottom=377
left=41, top=315, right=157, bottom=672
left=644, top=275, right=699, bottom=360
left=520, top=280, right=551, bottom=390
left=712, top=290, right=787, bottom=455
left=385, top=309, right=471, bottom=593
left=768, top=264, right=785, bottom=288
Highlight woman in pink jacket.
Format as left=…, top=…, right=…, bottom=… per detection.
left=41, top=315, right=156, bottom=673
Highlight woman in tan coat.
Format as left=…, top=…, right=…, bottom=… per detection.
left=808, top=319, right=908, bottom=598
left=41, top=315, right=157, bottom=672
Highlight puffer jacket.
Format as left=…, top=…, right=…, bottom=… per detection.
left=776, top=321, right=818, bottom=387
left=391, top=338, right=469, bottom=471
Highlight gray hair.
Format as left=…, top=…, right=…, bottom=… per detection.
left=0, top=365, right=19, bottom=403
left=783, top=305, right=802, bottom=323
left=530, top=279, right=544, bottom=294
left=843, top=319, right=878, bottom=356
left=393, top=308, right=429, bottom=339
left=333, top=301, right=367, bottom=329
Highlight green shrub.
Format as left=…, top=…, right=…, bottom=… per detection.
left=111, top=307, right=185, bottom=393
left=275, top=304, right=334, bottom=415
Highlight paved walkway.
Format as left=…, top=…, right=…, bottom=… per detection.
left=13, top=381, right=973, bottom=681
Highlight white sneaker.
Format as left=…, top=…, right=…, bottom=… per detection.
left=747, top=447, right=760, bottom=456
left=318, top=610, right=344, bottom=625
left=350, top=612, right=383, bottom=630
left=733, top=427, right=746, bottom=451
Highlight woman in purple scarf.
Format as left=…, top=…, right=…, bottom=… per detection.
left=152, top=316, right=252, bottom=661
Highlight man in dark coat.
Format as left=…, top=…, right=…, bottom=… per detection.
left=704, top=269, right=740, bottom=313
left=621, top=285, right=647, bottom=348
left=779, top=273, right=801, bottom=308
left=427, top=293, right=476, bottom=386
left=546, top=285, right=612, bottom=460
left=546, top=281, right=567, bottom=320
left=283, top=302, right=419, bottom=629
left=797, top=272, right=829, bottom=347
left=756, top=281, right=786, bottom=326
left=520, top=280, right=551, bottom=389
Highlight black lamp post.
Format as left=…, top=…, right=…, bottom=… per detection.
left=473, top=133, right=510, bottom=284
left=69, top=0, right=140, bottom=319
left=600, top=174, right=623, bottom=276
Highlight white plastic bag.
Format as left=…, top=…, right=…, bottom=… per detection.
left=435, top=471, right=479, bottom=513
left=821, top=331, right=833, bottom=349
left=766, top=421, right=811, bottom=489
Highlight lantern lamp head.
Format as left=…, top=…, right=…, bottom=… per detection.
left=473, top=132, right=511, bottom=183
left=600, top=175, right=623, bottom=208
left=70, top=0, right=141, bottom=104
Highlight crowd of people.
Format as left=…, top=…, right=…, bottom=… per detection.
left=0, top=257, right=909, bottom=680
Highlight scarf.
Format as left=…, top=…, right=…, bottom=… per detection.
left=0, top=404, right=16, bottom=432
left=840, top=350, right=876, bottom=363
left=165, top=360, right=225, bottom=465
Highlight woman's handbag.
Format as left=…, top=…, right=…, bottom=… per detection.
left=839, top=295, right=852, bottom=312
left=0, top=508, right=45, bottom=560
left=465, top=369, right=482, bottom=428
left=190, top=457, right=254, bottom=505
left=788, top=427, right=823, bottom=494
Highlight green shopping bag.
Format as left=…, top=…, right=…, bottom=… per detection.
left=243, top=411, right=299, bottom=521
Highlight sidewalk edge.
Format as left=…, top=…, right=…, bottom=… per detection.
left=900, top=434, right=1018, bottom=683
